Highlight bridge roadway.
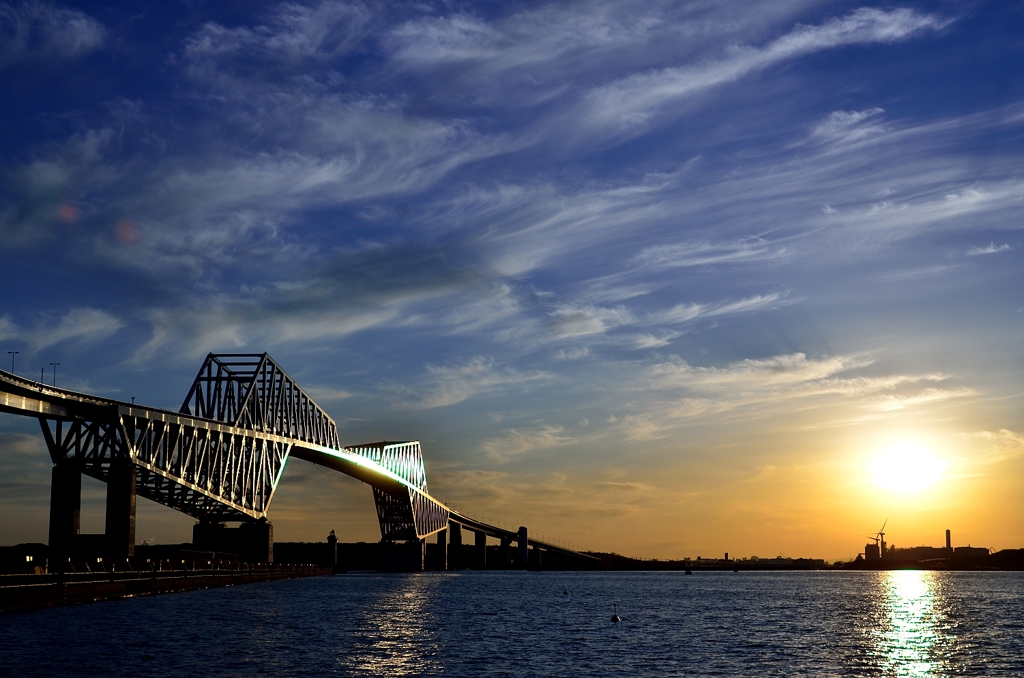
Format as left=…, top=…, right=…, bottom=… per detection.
left=0, top=356, right=590, bottom=568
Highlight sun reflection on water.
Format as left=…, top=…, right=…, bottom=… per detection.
left=340, top=575, right=442, bottom=676
left=877, top=570, right=943, bottom=677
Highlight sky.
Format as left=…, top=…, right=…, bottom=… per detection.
left=1, top=0, right=1023, bottom=560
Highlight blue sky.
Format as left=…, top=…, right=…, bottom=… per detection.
left=1, top=0, right=1023, bottom=558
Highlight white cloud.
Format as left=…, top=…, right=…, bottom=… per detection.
left=0, top=315, right=16, bottom=341
left=632, top=239, right=781, bottom=269
left=631, top=332, right=680, bottom=349
left=966, top=243, right=1011, bottom=256
left=0, top=308, right=123, bottom=353
left=608, top=352, right=976, bottom=437
left=183, top=1, right=370, bottom=70
left=480, top=425, right=575, bottom=462
left=553, top=347, right=590, bottom=361
left=547, top=303, right=633, bottom=340
left=303, top=386, right=354, bottom=403
left=967, top=429, right=1024, bottom=466
left=443, top=284, right=522, bottom=335
left=402, top=357, right=551, bottom=409
left=874, top=387, right=977, bottom=411
left=648, top=352, right=871, bottom=390
left=0, top=0, right=105, bottom=67
left=810, top=108, right=886, bottom=144
left=134, top=299, right=399, bottom=363
left=658, top=293, right=787, bottom=324
left=579, top=8, right=945, bottom=134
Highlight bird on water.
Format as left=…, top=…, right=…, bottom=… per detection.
left=611, top=602, right=621, bottom=623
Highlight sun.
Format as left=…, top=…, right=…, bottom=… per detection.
left=870, top=441, right=947, bottom=494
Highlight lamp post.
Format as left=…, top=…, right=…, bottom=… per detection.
left=7, top=351, right=17, bottom=373
left=50, top=362, right=60, bottom=387
left=40, top=367, right=44, bottom=383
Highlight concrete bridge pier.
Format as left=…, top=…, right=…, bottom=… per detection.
left=406, top=539, right=426, bottom=572
left=47, top=459, right=82, bottom=567
left=435, top=529, right=447, bottom=570
left=499, top=537, right=511, bottom=568
left=377, top=541, right=396, bottom=572
left=517, top=526, right=528, bottom=568
left=474, top=531, right=487, bottom=570
left=193, top=519, right=273, bottom=562
left=104, top=458, right=137, bottom=560
left=448, top=522, right=463, bottom=570
left=530, top=546, right=543, bottom=570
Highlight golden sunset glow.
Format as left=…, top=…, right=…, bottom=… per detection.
left=870, top=441, right=947, bottom=495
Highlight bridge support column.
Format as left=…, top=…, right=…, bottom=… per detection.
left=377, top=541, right=396, bottom=572
left=239, top=519, right=273, bottom=563
left=474, top=531, right=487, bottom=570
left=517, top=526, right=528, bottom=569
left=448, top=522, right=462, bottom=570
left=499, top=538, right=511, bottom=568
left=530, top=546, right=542, bottom=570
left=104, top=459, right=136, bottom=560
left=405, top=539, right=425, bottom=572
left=435, top=529, right=447, bottom=571
left=47, top=459, right=81, bottom=568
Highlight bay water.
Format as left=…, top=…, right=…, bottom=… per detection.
left=2, top=570, right=1022, bottom=676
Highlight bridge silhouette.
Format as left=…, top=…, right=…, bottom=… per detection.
left=0, top=353, right=588, bottom=570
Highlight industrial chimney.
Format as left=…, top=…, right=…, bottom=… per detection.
left=946, top=529, right=951, bottom=550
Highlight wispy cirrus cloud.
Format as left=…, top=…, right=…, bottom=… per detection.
left=600, top=352, right=976, bottom=439
left=183, top=0, right=370, bottom=69
left=480, top=424, right=577, bottom=462
left=0, top=308, right=123, bottom=354
left=966, top=243, right=1011, bottom=256
left=0, top=0, right=104, bottom=67
left=632, top=239, right=783, bottom=269
left=577, top=8, right=947, bottom=135
left=398, top=357, right=552, bottom=410
left=656, top=293, right=790, bottom=324
left=647, top=352, right=873, bottom=390
left=809, top=108, right=887, bottom=145
left=966, top=429, right=1024, bottom=466
left=132, top=240, right=484, bottom=361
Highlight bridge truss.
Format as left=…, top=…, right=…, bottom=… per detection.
left=0, top=353, right=589, bottom=565
left=1, top=354, right=449, bottom=539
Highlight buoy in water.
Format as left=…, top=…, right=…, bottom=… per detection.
left=611, top=602, right=621, bottom=623
left=563, top=585, right=569, bottom=596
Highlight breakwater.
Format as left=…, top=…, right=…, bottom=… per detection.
left=1, top=565, right=332, bottom=613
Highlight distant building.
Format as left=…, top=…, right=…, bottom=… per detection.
left=892, top=545, right=952, bottom=561
left=862, top=529, right=989, bottom=562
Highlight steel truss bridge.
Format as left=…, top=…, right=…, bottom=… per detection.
left=0, top=353, right=587, bottom=568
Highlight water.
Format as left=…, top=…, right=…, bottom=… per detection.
left=2, top=570, right=1022, bottom=676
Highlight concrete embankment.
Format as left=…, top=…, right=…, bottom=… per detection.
left=1, top=565, right=332, bottom=613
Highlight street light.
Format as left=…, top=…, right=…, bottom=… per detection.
left=50, top=362, right=60, bottom=387
left=7, top=351, right=18, bottom=373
